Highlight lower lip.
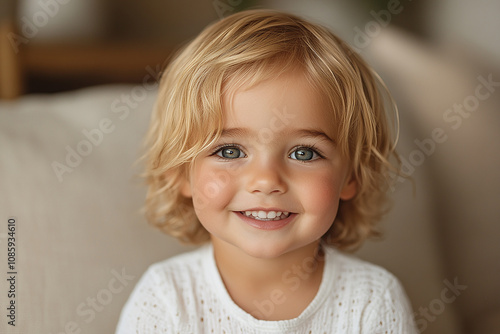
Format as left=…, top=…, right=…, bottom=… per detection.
left=235, top=212, right=296, bottom=230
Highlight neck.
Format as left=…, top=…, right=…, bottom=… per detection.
left=211, top=238, right=325, bottom=319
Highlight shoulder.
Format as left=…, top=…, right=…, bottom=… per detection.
left=115, top=245, right=211, bottom=334
left=325, top=246, right=400, bottom=291
left=323, top=247, right=418, bottom=333
left=147, top=244, right=210, bottom=283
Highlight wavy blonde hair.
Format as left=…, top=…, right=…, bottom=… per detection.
left=142, top=9, right=400, bottom=251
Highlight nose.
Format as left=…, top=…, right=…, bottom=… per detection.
left=244, top=157, right=287, bottom=195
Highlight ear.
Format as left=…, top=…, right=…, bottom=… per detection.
left=179, top=172, right=192, bottom=198
left=180, top=177, right=192, bottom=198
left=339, top=175, right=357, bottom=200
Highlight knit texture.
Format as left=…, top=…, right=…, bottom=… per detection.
left=116, top=244, right=418, bottom=333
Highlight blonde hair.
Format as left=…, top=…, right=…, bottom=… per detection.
left=142, top=9, right=400, bottom=251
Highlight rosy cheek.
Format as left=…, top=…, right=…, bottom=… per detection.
left=192, top=163, right=235, bottom=210
left=303, top=172, right=342, bottom=216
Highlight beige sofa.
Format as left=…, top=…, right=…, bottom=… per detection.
left=1, top=30, right=499, bottom=334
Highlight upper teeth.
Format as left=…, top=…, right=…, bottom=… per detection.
left=243, top=210, right=290, bottom=220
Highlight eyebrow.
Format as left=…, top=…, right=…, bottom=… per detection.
left=220, top=127, right=249, bottom=138
left=220, top=127, right=335, bottom=144
left=291, top=129, right=335, bottom=143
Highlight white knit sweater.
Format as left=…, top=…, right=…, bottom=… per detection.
left=116, top=244, right=418, bottom=333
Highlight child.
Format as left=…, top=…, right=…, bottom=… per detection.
left=116, top=9, right=418, bottom=333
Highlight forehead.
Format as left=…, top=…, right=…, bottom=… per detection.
left=221, top=70, right=334, bottom=137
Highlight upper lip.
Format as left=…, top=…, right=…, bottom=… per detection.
left=238, top=207, right=293, bottom=213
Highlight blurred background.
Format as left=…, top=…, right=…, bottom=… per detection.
left=1, top=0, right=499, bottom=333
left=2, top=0, right=498, bottom=97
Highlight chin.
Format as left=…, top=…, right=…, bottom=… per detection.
left=236, top=240, right=296, bottom=259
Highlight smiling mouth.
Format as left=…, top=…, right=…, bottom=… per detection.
left=240, top=210, right=291, bottom=221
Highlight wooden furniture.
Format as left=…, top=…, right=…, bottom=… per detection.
left=21, top=43, right=173, bottom=94
left=0, top=19, right=172, bottom=99
left=0, top=19, right=23, bottom=99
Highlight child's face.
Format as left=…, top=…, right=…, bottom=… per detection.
left=181, top=69, right=356, bottom=259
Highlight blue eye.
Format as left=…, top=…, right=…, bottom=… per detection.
left=289, top=147, right=320, bottom=161
left=216, top=146, right=245, bottom=159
